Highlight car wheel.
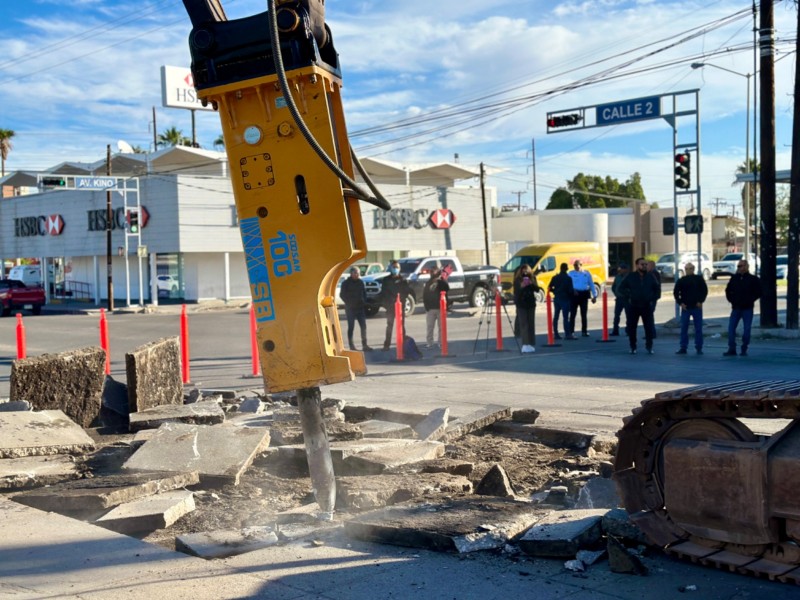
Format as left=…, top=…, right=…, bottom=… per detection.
left=711, top=273, right=717, bottom=280
left=170, top=285, right=178, bottom=293
left=470, top=286, right=489, bottom=308
left=404, top=295, right=416, bottom=316
left=534, top=289, right=545, bottom=304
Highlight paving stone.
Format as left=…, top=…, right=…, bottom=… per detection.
left=0, top=455, right=82, bottom=490
left=95, top=490, right=196, bottom=535
left=345, top=498, right=544, bottom=553
left=358, top=419, right=416, bottom=439
left=474, top=464, right=516, bottom=497
left=12, top=471, right=200, bottom=514
left=336, top=473, right=472, bottom=510
left=122, top=422, right=270, bottom=487
left=10, top=347, right=106, bottom=428
left=0, top=410, right=95, bottom=458
left=0, top=400, right=31, bottom=412
left=413, top=407, right=449, bottom=441
left=125, top=337, right=184, bottom=414
left=518, top=509, right=608, bottom=557
left=128, top=400, right=225, bottom=432
left=176, top=526, right=279, bottom=559
left=442, top=404, right=512, bottom=442
left=575, top=477, right=621, bottom=509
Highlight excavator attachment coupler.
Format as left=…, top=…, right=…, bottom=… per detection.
left=182, top=0, right=367, bottom=392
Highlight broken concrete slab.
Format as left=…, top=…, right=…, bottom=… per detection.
left=418, top=459, right=474, bottom=477
left=358, top=420, right=416, bottom=439
left=122, top=422, right=270, bottom=487
left=10, top=347, right=106, bottom=428
left=98, top=375, right=129, bottom=432
left=12, top=471, right=200, bottom=514
left=0, top=455, right=83, bottom=490
left=602, top=508, right=650, bottom=545
left=0, top=400, right=31, bottom=412
left=176, top=526, right=279, bottom=559
left=128, top=400, right=225, bottom=432
left=343, top=406, right=424, bottom=427
left=345, top=498, right=543, bottom=553
left=474, top=464, right=516, bottom=497
left=518, top=509, right=608, bottom=558
left=238, top=398, right=263, bottom=413
left=442, top=404, right=512, bottom=442
left=125, top=337, right=183, bottom=414
left=575, top=477, right=621, bottom=510
left=95, top=490, right=195, bottom=535
left=341, top=440, right=445, bottom=475
left=0, top=410, right=95, bottom=458
left=488, top=422, right=596, bottom=449
left=336, top=473, right=472, bottom=510
left=512, top=408, right=540, bottom=424
left=413, top=407, right=449, bottom=441
left=607, top=535, right=648, bottom=575
left=269, top=420, right=362, bottom=446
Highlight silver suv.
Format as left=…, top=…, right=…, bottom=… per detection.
left=655, top=252, right=711, bottom=281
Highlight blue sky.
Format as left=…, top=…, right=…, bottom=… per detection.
left=0, top=0, right=796, bottom=213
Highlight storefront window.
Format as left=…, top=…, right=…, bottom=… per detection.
left=155, top=253, right=184, bottom=300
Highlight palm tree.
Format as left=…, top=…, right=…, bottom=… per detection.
left=157, top=126, right=192, bottom=148
left=734, top=158, right=760, bottom=222
left=213, top=134, right=225, bottom=150
left=0, top=129, right=15, bottom=177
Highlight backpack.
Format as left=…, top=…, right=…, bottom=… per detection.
left=403, top=335, right=423, bottom=361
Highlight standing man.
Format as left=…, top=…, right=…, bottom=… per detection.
left=618, top=257, right=661, bottom=355
left=568, top=260, right=597, bottom=337
left=647, top=260, right=662, bottom=339
left=723, top=259, right=762, bottom=357
left=423, top=267, right=449, bottom=348
left=340, top=267, right=372, bottom=352
left=380, top=260, right=413, bottom=351
left=548, top=262, right=574, bottom=340
left=673, top=263, right=708, bottom=355
left=610, top=263, right=629, bottom=336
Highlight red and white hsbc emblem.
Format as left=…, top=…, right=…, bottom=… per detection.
left=47, top=214, right=64, bottom=236
left=428, top=209, right=456, bottom=229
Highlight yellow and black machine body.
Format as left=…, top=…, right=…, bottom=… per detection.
left=182, top=0, right=377, bottom=392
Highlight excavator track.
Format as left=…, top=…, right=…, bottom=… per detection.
left=614, top=380, right=800, bottom=584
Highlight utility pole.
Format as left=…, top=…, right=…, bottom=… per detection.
left=786, top=2, right=800, bottom=330
left=511, top=191, right=525, bottom=210
left=480, top=163, right=490, bottom=264
left=759, top=0, right=778, bottom=327
left=710, top=197, right=728, bottom=216
left=531, top=138, right=538, bottom=210
left=106, top=145, right=114, bottom=312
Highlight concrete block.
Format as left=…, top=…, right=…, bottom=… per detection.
left=0, top=400, right=31, bottom=412
left=10, top=347, right=106, bottom=428
left=99, top=375, right=129, bottom=431
left=0, top=410, right=95, bottom=458
left=336, top=473, right=472, bottom=510
left=122, top=422, right=270, bottom=487
left=358, top=419, right=416, bottom=439
left=12, top=471, right=200, bottom=513
left=0, top=455, right=82, bottom=490
left=443, top=404, right=512, bottom=442
left=474, top=464, right=516, bottom=497
left=176, top=526, right=279, bottom=559
left=126, top=338, right=185, bottom=414
left=413, top=407, right=449, bottom=441
left=345, top=498, right=543, bottom=553
left=518, top=509, right=608, bottom=557
left=128, top=400, right=225, bottom=432
left=95, top=490, right=195, bottom=534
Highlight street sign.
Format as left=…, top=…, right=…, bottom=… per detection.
left=75, top=176, right=117, bottom=190
left=137, top=245, right=148, bottom=258
left=595, top=95, right=661, bottom=126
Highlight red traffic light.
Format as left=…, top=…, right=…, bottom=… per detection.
left=547, top=113, right=582, bottom=129
left=675, top=152, right=690, bottom=165
left=674, top=152, right=691, bottom=189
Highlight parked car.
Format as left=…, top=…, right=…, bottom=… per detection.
left=711, top=252, right=758, bottom=279
left=0, top=279, right=46, bottom=316
left=157, top=274, right=179, bottom=294
left=655, top=252, right=711, bottom=281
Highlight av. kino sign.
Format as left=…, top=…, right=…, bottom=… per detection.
left=161, top=65, right=214, bottom=111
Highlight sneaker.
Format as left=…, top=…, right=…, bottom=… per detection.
left=582, top=332, right=590, bottom=337
left=647, top=348, right=654, bottom=355
left=675, top=349, right=687, bottom=355
left=609, top=331, right=619, bottom=337
left=363, top=345, right=373, bottom=352
left=696, top=348, right=703, bottom=355
left=629, top=349, right=637, bottom=355
left=566, top=335, right=578, bottom=340
left=382, top=343, right=391, bottom=351
left=554, top=334, right=562, bottom=340
left=723, top=350, right=737, bottom=357
left=740, top=350, right=748, bottom=357
left=521, top=344, right=536, bottom=354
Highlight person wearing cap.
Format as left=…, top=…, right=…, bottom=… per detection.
left=567, top=259, right=597, bottom=337
left=673, top=262, right=708, bottom=355
left=610, top=263, right=630, bottom=336
left=340, top=267, right=372, bottom=351
left=422, top=267, right=449, bottom=348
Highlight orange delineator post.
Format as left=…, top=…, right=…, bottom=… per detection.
left=394, top=294, right=404, bottom=361
left=180, top=304, right=190, bottom=384
left=601, top=289, right=609, bottom=342
left=546, top=292, right=555, bottom=345
left=439, top=290, right=449, bottom=356
left=15, top=313, right=26, bottom=360
left=99, top=308, right=110, bottom=375
left=249, top=305, right=260, bottom=376
left=495, top=292, right=503, bottom=351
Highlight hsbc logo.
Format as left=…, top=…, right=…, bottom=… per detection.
left=428, top=208, right=456, bottom=229
left=373, top=208, right=458, bottom=230
left=14, top=214, right=65, bottom=237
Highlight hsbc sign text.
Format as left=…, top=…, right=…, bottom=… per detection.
left=14, top=215, right=65, bottom=237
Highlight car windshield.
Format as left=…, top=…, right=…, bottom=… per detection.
left=501, top=255, right=540, bottom=273
left=396, top=260, right=420, bottom=275
left=720, top=254, right=742, bottom=261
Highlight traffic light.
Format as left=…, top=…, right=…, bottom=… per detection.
left=675, top=152, right=691, bottom=189
left=663, top=217, right=675, bottom=236
left=41, top=176, right=66, bottom=188
left=684, top=215, right=704, bottom=234
left=547, top=113, right=582, bottom=129
left=128, top=209, right=140, bottom=234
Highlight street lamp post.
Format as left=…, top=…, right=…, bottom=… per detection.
left=691, top=62, right=753, bottom=256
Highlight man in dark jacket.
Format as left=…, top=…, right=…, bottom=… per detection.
left=610, top=263, right=629, bottom=336
left=723, top=259, right=762, bottom=356
left=673, top=262, right=708, bottom=355
left=340, top=267, right=372, bottom=351
left=617, top=257, right=661, bottom=354
left=548, top=262, right=574, bottom=340
left=423, top=268, right=450, bottom=347
left=380, top=260, right=413, bottom=351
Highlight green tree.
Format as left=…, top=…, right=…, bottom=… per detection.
left=734, top=158, right=759, bottom=225
left=213, top=134, right=225, bottom=150
left=0, top=129, right=15, bottom=177
left=158, top=126, right=192, bottom=148
left=545, top=172, right=646, bottom=209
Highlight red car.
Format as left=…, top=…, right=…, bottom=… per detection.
left=0, top=279, right=46, bottom=316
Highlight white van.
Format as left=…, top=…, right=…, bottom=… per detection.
left=7, top=265, right=43, bottom=287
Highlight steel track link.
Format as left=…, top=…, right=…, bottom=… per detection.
left=614, top=380, right=800, bottom=584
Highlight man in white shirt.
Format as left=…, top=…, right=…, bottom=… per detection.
left=567, top=260, right=597, bottom=338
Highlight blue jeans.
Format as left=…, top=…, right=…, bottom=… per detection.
left=679, top=306, right=703, bottom=351
left=727, top=308, right=754, bottom=351
left=553, top=299, right=571, bottom=335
